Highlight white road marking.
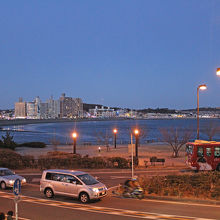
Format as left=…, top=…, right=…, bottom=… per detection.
left=31, top=178, right=40, bottom=182
left=142, top=198, right=220, bottom=208
left=110, top=176, right=131, bottom=179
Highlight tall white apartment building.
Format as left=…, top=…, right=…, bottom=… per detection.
left=47, top=96, right=60, bottom=118
left=34, top=96, right=41, bottom=119
left=26, top=102, right=36, bottom=119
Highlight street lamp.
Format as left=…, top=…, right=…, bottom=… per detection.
left=72, top=132, right=77, bottom=154
left=113, top=129, right=118, bottom=148
left=134, top=129, right=139, bottom=158
left=216, top=68, right=220, bottom=76
left=197, top=84, right=207, bottom=139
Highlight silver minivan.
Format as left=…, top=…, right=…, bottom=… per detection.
left=40, top=169, right=107, bottom=203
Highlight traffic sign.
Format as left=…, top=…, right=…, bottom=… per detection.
left=13, top=179, right=21, bottom=196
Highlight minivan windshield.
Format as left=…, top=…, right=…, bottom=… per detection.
left=77, top=174, right=98, bottom=185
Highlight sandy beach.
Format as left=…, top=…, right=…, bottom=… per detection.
left=15, top=143, right=187, bottom=167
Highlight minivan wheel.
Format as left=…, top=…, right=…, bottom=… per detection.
left=45, top=188, right=54, bottom=198
left=79, top=192, right=90, bottom=203
left=0, top=181, right=6, bottom=190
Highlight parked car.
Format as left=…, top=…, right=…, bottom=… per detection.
left=40, top=169, right=107, bottom=203
left=0, top=168, right=26, bottom=189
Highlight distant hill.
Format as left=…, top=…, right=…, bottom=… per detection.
left=137, top=108, right=177, bottom=114
left=83, top=104, right=220, bottom=113
left=182, top=107, right=220, bottom=112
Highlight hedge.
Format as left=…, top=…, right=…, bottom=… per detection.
left=138, top=172, right=220, bottom=200
left=0, top=150, right=129, bottom=170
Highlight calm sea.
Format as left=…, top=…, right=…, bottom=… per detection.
left=1, top=118, right=220, bottom=145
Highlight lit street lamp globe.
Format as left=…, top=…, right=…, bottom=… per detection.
left=72, top=132, right=77, bottom=138
left=216, top=68, right=220, bottom=76
left=134, top=129, right=139, bottom=135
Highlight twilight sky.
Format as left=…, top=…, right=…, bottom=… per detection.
left=1, top=0, right=220, bottom=109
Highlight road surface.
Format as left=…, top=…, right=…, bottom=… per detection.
left=0, top=169, right=219, bottom=220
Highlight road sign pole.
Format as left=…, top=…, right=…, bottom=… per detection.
left=15, top=199, right=18, bottom=220
left=13, top=179, right=21, bottom=220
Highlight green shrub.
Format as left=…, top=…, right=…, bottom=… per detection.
left=0, top=149, right=23, bottom=169
left=108, top=157, right=129, bottom=168
left=18, top=142, right=46, bottom=148
left=22, top=155, right=37, bottom=169
left=141, top=172, right=220, bottom=200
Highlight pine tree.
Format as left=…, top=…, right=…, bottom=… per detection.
left=1, top=131, right=17, bottom=150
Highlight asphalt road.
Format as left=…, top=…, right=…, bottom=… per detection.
left=0, top=187, right=219, bottom=220
left=0, top=169, right=219, bottom=220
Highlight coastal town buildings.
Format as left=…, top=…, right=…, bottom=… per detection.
left=0, top=109, right=14, bottom=119
left=40, top=102, right=49, bottom=119
left=47, top=96, right=60, bottom=119
left=60, top=93, right=83, bottom=118
left=12, top=96, right=220, bottom=120
left=26, top=102, right=35, bottom=119
left=14, top=94, right=83, bottom=119
left=89, top=106, right=116, bottom=118
left=15, top=98, right=27, bottom=118
left=34, top=96, right=41, bottom=119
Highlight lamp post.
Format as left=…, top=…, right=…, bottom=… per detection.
left=130, top=133, right=134, bottom=179
left=134, top=129, right=139, bottom=158
left=197, top=85, right=207, bottom=139
left=216, top=68, right=220, bottom=76
left=72, top=132, right=77, bottom=154
left=113, top=129, right=118, bottom=148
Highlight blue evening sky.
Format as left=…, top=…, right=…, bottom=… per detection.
left=1, top=0, right=220, bottom=109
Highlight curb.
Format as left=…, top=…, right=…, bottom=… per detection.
left=143, top=195, right=220, bottom=206
left=111, top=191, right=220, bottom=206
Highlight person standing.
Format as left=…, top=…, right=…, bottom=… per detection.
left=0, top=212, right=5, bottom=220
left=7, top=211, right=13, bottom=220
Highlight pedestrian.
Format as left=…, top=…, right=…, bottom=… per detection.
left=0, top=212, right=5, bottom=220
left=7, top=211, right=13, bottom=220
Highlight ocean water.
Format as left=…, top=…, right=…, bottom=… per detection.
left=1, top=118, right=220, bottom=145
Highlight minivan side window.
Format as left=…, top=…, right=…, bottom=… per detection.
left=64, top=175, right=82, bottom=185
left=46, top=173, right=65, bottom=181
left=46, top=172, right=52, bottom=180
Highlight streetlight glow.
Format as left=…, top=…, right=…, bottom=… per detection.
left=134, top=129, right=139, bottom=135
left=216, top=68, right=220, bottom=76
left=72, top=132, right=78, bottom=154
left=113, top=129, right=118, bottom=134
left=72, top=132, right=77, bottom=138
